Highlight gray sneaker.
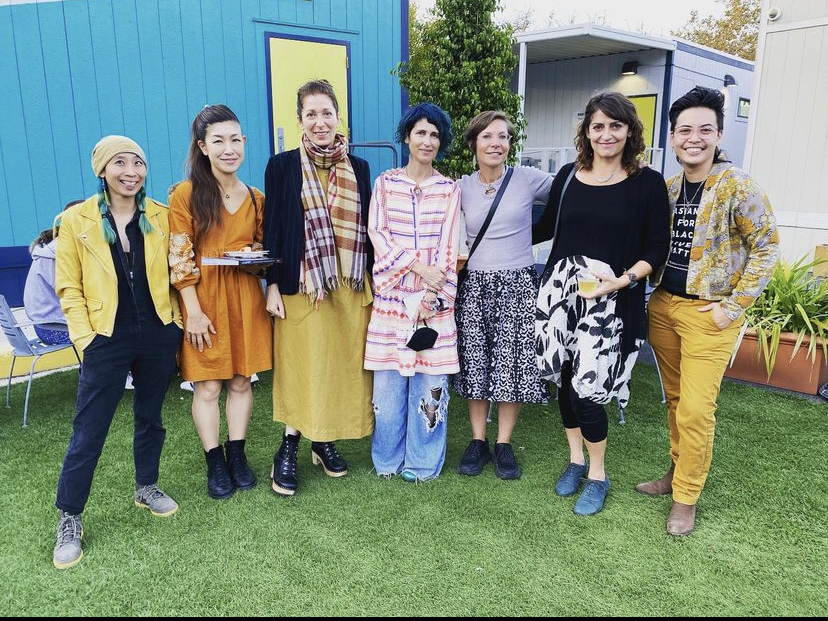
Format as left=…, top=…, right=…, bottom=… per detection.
left=53, top=510, right=83, bottom=569
left=134, top=484, right=179, bottom=517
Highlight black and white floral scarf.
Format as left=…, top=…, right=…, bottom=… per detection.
left=535, top=255, right=642, bottom=408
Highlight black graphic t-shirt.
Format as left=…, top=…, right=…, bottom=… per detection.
left=661, top=180, right=704, bottom=298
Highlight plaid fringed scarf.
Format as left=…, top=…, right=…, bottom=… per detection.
left=299, top=133, right=366, bottom=304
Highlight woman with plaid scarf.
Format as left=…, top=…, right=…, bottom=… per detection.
left=263, top=80, right=374, bottom=496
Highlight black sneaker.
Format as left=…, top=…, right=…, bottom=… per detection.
left=493, top=443, right=521, bottom=480
left=457, top=439, right=491, bottom=476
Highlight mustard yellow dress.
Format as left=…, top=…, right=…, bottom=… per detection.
left=272, top=169, right=373, bottom=441
left=169, top=181, right=273, bottom=381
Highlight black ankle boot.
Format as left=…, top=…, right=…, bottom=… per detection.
left=310, top=441, right=348, bottom=477
left=225, top=439, right=257, bottom=491
left=271, top=434, right=299, bottom=496
left=205, top=446, right=234, bottom=500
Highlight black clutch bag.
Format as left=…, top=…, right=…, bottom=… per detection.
left=406, top=320, right=438, bottom=351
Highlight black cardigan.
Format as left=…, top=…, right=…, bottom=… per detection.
left=262, top=149, right=373, bottom=294
left=532, top=162, right=670, bottom=354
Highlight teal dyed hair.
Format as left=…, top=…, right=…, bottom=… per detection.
left=97, top=177, right=153, bottom=244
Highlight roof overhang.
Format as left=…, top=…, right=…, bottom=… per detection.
left=514, top=23, right=676, bottom=63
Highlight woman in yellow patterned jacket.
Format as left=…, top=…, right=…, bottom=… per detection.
left=638, top=87, right=779, bottom=536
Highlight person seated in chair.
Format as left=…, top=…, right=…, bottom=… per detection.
left=23, top=202, right=82, bottom=345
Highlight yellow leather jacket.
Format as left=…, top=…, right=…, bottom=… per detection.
left=55, top=196, right=183, bottom=351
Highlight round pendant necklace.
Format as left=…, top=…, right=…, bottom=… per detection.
left=479, top=168, right=505, bottom=196
left=406, top=166, right=430, bottom=196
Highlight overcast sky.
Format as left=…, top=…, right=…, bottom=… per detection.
left=416, top=0, right=727, bottom=37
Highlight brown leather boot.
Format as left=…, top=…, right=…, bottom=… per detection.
left=666, top=501, right=696, bottom=536
left=635, top=464, right=674, bottom=497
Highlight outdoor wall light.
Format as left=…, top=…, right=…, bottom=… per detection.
left=621, top=61, right=639, bottom=75
left=724, top=74, right=737, bottom=87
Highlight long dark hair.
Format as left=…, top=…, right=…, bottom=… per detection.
left=186, top=104, right=241, bottom=240
left=574, top=92, right=646, bottom=177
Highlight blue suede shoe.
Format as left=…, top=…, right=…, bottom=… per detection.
left=573, top=477, right=610, bottom=516
left=554, top=462, right=589, bottom=497
left=401, top=470, right=418, bottom=483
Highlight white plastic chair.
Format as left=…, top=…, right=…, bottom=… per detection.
left=0, top=294, right=80, bottom=427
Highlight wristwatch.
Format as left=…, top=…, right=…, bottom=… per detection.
left=626, top=271, right=639, bottom=289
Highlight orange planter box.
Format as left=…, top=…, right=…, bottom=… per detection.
left=725, top=330, right=828, bottom=395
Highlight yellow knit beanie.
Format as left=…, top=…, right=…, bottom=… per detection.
left=91, top=135, right=146, bottom=176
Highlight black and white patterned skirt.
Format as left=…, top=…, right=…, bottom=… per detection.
left=451, top=266, right=548, bottom=403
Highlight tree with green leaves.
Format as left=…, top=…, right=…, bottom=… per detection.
left=672, top=0, right=761, bottom=61
left=396, top=0, right=524, bottom=179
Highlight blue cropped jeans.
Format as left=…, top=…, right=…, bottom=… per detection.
left=371, top=371, right=449, bottom=481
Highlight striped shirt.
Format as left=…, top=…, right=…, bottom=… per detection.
left=364, top=168, right=461, bottom=376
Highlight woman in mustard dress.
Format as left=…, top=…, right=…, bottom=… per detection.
left=169, top=104, right=272, bottom=500
left=263, top=80, right=374, bottom=496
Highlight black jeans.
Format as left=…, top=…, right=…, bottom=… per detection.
left=557, top=362, right=608, bottom=443
left=56, top=320, right=181, bottom=515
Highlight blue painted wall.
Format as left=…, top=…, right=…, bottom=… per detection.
left=0, top=0, right=405, bottom=305
left=0, top=0, right=404, bottom=247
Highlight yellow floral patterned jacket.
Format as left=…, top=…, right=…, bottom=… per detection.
left=652, top=162, right=780, bottom=321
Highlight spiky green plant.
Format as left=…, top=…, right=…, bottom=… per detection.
left=734, top=255, right=828, bottom=376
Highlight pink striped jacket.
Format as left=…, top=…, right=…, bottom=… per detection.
left=364, top=168, right=461, bottom=376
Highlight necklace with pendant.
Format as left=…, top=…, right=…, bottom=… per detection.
left=480, top=168, right=505, bottom=196
left=406, top=166, right=430, bottom=196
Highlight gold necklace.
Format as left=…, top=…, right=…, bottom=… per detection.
left=220, top=182, right=236, bottom=200
left=405, top=166, right=432, bottom=196
left=479, top=167, right=505, bottom=196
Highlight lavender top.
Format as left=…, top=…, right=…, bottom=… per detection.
left=458, top=166, right=552, bottom=271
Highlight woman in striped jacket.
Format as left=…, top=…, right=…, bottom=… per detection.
left=364, top=103, right=461, bottom=483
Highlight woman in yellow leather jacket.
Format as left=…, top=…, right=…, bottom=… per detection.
left=51, top=136, right=182, bottom=570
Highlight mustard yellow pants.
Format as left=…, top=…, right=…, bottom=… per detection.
left=647, top=289, right=743, bottom=504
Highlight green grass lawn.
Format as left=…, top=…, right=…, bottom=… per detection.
left=1, top=365, right=826, bottom=615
